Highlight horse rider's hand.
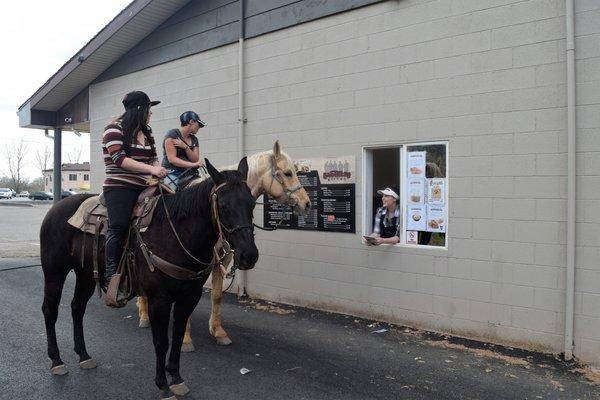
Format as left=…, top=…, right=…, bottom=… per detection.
left=196, top=160, right=205, bottom=168
left=171, top=139, right=188, bottom=149
left=151, top=166, right=168, bottom=178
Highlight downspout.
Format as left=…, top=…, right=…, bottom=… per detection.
left=238, top=0, right=248, bottom=298
left=564, top=0, right=576, bottom=361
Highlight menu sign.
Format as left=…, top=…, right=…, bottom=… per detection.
left=407, top=204, right=427, bottom=231
left=427, top=178, right=445, bottom=205
left=408, top=178, right=425, bottom=204
left=264, top=156, right=356, bottom=233
left=426, top=205, right=446, bottom=233
left=408, top=151, right=426, bottom=178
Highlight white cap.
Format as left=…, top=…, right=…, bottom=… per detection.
left=377, top=187, right=398, bottom=199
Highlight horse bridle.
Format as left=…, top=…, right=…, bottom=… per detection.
left=268, top=154, right=303, bottom=202
left=146, top=181, right=253, bottom=280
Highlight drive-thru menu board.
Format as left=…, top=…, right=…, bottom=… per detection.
left=263, top=156, right=356, bottom=233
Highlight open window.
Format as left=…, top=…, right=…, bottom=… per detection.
left=363, top=141, right=448, bottom=248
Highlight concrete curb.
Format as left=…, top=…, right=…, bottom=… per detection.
left=0, top=202, right=34, bottom=208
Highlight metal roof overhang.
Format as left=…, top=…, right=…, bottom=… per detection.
left=18, top=0, right=189, bottom=130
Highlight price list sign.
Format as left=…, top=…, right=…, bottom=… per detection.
left=263, top=156, right=355, bottom=233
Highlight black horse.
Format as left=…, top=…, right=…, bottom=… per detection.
left=40, top=158, right=258, bottom=399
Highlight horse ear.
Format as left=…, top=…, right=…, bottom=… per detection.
left=273, top=140, right=281, bottom=157
left=205, top=158, right=225, bottom=186
left=237, top=156, right=249, bottom=180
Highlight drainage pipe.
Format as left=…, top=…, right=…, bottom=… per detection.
left=564, top=0, right=576, bottom=361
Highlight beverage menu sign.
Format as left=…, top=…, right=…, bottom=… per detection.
left=408, top=178, right=425, bottom=205
left=263, top=156, right=355, bottom=233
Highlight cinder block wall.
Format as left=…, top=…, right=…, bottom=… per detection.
left=88, top=0, right=600, bottom=364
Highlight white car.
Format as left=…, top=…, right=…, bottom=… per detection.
left=0, top=188, right=13, bottom=199
left=18, top=191, right=30, bottom=198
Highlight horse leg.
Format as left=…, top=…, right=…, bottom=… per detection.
left=41, top=268, right=70, bottom=375
left=181, top=317, right=195, bottom=353
left=137, top=296, right=150, bottom=328
left=71, top=268, right=97, bottom=370
left=166, top=300, right=198, bottom=396
left=209, top=268, right=232, bottom=345
left=148, top=296, right=176, bottom=400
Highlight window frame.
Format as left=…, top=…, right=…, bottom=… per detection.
left=362, top=140, right=449, bottom=250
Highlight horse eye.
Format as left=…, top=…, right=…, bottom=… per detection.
left=284, top=171, right=293, bottom=177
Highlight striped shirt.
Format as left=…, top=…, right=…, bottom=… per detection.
left=102, top=122, right=157, bottom=189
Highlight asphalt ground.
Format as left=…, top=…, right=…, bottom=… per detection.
left=0, top=203, right=50, bottom=257
left=1, top=258, right=599, bottom=400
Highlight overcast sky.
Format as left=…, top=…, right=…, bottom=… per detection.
left=0, top=0, right=131, bottom=180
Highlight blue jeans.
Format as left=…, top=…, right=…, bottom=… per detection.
left=165, top=169, right=184, bottom=191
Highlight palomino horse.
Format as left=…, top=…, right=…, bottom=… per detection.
left=40, top=158, right=258, bottom=399
left=136, top=140, right=311, bottom=350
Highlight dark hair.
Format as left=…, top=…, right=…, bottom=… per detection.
left=118, top=105, right=156, bottom=157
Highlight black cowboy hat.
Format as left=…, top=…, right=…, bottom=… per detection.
left=122, top=90, right=160, bottom=109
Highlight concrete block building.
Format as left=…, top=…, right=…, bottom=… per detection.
left=18, top=0, right=600, bottom=365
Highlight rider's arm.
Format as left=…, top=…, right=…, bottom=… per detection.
left=182, top=142, right=199, bottom=163
left=165, top=138, right=199, bottom=168
left=105, top=129, right=162, bottom=175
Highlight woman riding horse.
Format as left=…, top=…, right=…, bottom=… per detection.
left=40, top=157, right=258, bottom=399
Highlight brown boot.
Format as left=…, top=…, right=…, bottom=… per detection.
left=104, top=274, right=127, bottom=308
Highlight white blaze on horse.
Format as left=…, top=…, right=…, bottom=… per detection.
left=137, top=140, right=311, bottom=350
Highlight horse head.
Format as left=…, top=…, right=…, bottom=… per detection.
left=205, top=157, right=259, bottom=270
left=257, top=141, right=311, bottom=216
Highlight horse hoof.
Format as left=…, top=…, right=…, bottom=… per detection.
left=139, top=319, right=150, bottom=328
left=79, top=358, right=97, bottom=370
left=159, top=392, right=177, bottom=400
left=181, top=342, right=195, bottom=353
left=215, top=336, right=232, bottom=346
left=51, top=364, right=68, bottom=376
left=169, top=382, right=190, bottom=396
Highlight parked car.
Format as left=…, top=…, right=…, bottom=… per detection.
left=29, top=191, right=53, bottom=200
left=61, top=190, right=78, bottom=199
left=18, top=191, right=30, bottom=198
left=0, top=188, right=13, bottom=199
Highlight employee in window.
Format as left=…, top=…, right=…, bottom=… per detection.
left=162, top=111, right=205, bottom=191
left=367, top=187, right=400, bottom=245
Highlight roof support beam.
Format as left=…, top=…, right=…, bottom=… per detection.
left=53, top=128, right=62, bottom=204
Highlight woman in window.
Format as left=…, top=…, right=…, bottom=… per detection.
left=366, top=187, right=400, bottom=245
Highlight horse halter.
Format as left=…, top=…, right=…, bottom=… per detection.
left=268, top=154, right=302, bottom=203
left=210, top=181, right=254, bottom=239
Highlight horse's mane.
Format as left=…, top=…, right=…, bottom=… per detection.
left=153, top=170, right=245, bottom=221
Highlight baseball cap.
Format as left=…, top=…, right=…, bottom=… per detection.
left=180, top=111, right=206, bottom=127
left=122, top=91, right=160, bottom=109
left=377, top=187, right=399, bottom=199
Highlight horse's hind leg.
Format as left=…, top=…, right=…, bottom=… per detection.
left=71, top=268, right=97, bottom=370
left=42, top=267, right=70, bottom=375
left=137, top=296, right=150, bottom=328
left=209, top=267, right=232, bottom=345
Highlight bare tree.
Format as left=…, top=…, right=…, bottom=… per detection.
left=35, top=145, right=52, bottom=177
left=5, top=139, right=29, bottom=193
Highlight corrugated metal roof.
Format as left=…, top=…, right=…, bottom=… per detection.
left=20, top=0, right=190, bottom=113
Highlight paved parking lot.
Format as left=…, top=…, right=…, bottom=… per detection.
left=0, top=202, right=50, bottom=257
